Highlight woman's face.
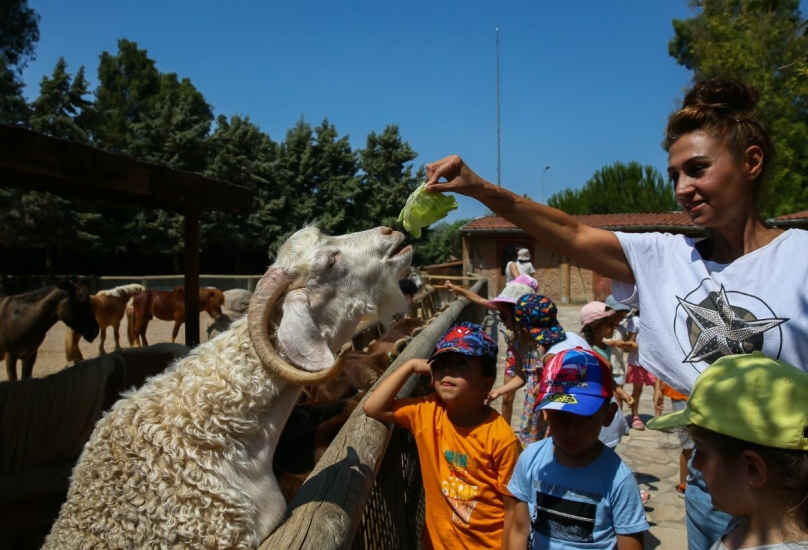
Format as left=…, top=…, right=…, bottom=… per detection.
left=668, top=131, right=760, bottom=228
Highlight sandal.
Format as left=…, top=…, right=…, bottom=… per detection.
left=676, top=483, right=686, bottom=499
left=631, top=416, right=646, bottom=430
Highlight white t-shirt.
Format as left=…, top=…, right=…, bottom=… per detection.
left=612, top=229, right=808, bottom=393
left=544, top=331, right=590, bottom=358
left=516, top=260, right=536, bottom=277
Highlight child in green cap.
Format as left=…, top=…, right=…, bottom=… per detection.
left=647, top=352, right=808, bottom=550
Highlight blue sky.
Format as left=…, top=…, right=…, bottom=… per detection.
left=20, top=1, right=806, bottom=223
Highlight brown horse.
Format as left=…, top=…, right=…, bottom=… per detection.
left=128, top=286, right=225, bottom=346
left=0, top=276, right=99, bottom=381
left=65, top=283, right=146, bottom=363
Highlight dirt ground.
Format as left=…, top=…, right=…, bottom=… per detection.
left=1, top=312, right=216, bottom=382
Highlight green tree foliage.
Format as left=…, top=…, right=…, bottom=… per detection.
left=29, top=57, right=94, bottom=141
left=129, top=72, right=213, bottom=171
left=669, top=0, right=808, bottom=215
left=0, top=190, right=101, bottom=273
left=310, top=119, right=360, bottom=236
left=0, top=0, right=39, bottom=70
left=413, top=219, right=469, bottom=267
left=357, top=125, right=422, bottom=231
left=203, top=114, right=283, bottom=269
left=0, top=52, right=29, bottom=125
left=1, top=35, right=432, bottom=275
left=93, top=39, right=161, bottom=152
left=548, top=162, right=676, bottom=214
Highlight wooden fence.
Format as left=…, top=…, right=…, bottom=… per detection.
left=260, top=278, right=487, bottom=549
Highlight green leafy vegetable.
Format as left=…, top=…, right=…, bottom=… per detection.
left=397, top=182, right=458, bottom=238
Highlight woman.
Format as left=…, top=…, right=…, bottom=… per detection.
left=425, top=78, right=808, bottom=550
left=502, top=244, right=520, bottom=282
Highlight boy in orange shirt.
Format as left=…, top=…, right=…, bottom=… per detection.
left=363, top=322, right=522, bottom=549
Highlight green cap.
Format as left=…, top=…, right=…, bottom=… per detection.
left=647, top=352, right=808, bottom=451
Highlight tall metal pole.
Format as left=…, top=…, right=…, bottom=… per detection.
left=542, top=165, right=550, bottom=204
left=496, top=28, right=501, bottom=186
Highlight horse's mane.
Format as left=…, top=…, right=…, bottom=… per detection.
left=98, top=284, right=145, bottom=301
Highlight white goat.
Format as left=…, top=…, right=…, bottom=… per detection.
left=43, top=226, right=412, bottom=549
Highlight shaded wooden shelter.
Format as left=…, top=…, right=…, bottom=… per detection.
left=0, top=124, right=253, bottom=346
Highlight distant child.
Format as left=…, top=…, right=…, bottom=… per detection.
left=653, top=379, right=692, bottom=498
left=580, top=301, right=636, bottom=412
left=506, top=348, right=649, bottom=550
left=488, top=294, right=588, bottom=446
left=647, top=353, right=808, bottom=549
left=624, top=309, right=656, bottom=429
left=443, top=275, right=539, bottom=425
left=363, top=322, right=522, bottom=550
left=605, top=294, right=633, bottom=410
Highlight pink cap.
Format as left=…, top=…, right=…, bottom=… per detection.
left=580, top=301, right=615, bottom=328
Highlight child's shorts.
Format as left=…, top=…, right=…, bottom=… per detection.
left=613, top=374, right=626, bottom=386
left=626, top=364, right=656, bottom=385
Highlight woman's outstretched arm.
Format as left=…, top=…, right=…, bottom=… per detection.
left=426, top=155, right=635, bottom=284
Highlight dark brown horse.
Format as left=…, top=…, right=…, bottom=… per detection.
left=128, top=286, right=225, bottom=346
left=0, top=276, right=99, bottom=381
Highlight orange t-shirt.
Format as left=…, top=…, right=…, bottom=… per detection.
left=393, top=394, right=522, bottom=550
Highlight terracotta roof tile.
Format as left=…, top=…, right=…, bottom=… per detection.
left=772, top=210, right=808, bottom=221
left=461, top=212, right=697, bottom=232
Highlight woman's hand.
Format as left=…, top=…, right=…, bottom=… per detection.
left=425, top=155, right=489, bottom=196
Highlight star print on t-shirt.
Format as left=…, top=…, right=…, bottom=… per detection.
left=674, top=284, right=788, bottom=366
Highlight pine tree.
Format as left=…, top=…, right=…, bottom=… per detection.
left=29, top=57, right=93, bottom=142
left=548, top=162, right=676, bottom=214
left=0, top=52, right=29, bottom=125
left=356, top=125, right=421, bottom=231
left=0, top=0, right=40, bottom=70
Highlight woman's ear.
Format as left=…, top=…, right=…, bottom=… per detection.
left=740, top=449, right=768, bottom=489
left=744, top=145, right=764, bottom=182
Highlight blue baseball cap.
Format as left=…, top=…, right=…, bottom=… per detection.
left=430, top=322, right=498, bottom=362
left=536, top=348, right=613, bottom=416
left=514, top=294, right=567, bottom=347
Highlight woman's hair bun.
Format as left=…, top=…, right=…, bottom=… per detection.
left=683, top=78, right=759, bottom=118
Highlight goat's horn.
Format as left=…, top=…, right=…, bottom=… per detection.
left=248, top=269, right=352, bottom=385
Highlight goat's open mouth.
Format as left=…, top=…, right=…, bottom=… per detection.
left=388, top=243, right=412, bottom=258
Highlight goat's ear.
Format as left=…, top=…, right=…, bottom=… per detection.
left=277, top=289, right=335, bottom=372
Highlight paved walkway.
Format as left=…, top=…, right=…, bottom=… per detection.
left=483, top=305, right=687, bottom=550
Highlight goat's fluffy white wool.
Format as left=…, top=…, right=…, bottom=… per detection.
left=44, top=319, right=286, bottom=549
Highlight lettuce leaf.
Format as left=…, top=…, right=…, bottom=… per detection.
left=396, top=182, right=459, bottom=238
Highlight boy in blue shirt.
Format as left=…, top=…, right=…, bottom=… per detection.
left=506, top=348, right=648, bottom=550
